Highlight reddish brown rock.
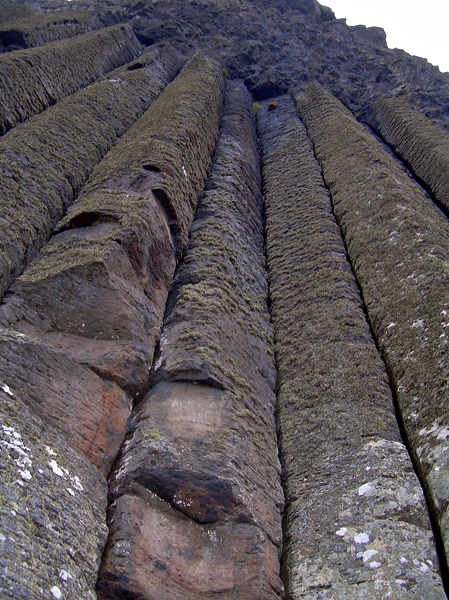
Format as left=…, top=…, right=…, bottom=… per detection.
left=98, top=81, right=283, bottom=598
left=99, top=494, right=279, bottom=600
left=0, top=330, right=130, bottom=475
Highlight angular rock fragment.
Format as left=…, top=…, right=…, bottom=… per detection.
left=258, top=95, right=445, bottom=597
left=0, top=384, right=108, bottom=599
left=0, top=24, right=141, bottom=135
left=363, top=96, right=449, bottom=214
left=0, top=11, right=102, bottom=50
left=0, top=51, right=224, bottom=397
left=98, top=81, right=283, bottom=599
left=298, top=81, right=449, bottom=577
left=0, top=44, right=181, bottom=298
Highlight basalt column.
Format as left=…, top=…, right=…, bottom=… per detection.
left=298, top=81, right=449, bottom=578
left=98, top=81, right=284, bottom=599
left=258, top=96, right=445, bottom=597
left=0, top=44, right=183, bottom=298
left=0, top=24, right=141, bottom=134
left=0, top=52, right=224, bottom=599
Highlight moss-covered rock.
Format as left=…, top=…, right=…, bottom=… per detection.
left=0, top=11, right=102, bottom=50
left=0, top=23, right=141, bottom=134
left=298, top=80, right=449, bottom=573
left=0, top=43, right=181, bottom=299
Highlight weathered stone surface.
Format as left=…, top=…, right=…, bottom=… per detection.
left=99, top=494, right=280, bottom=600
left=258, top=94, right=445, bottom=598
left=0, top=11, right=101, bottom=50
left=0, top=24, right=141, bottom=135
left=363, top=96, right=449, bottom=214
left=0, top=386, right=108, bottom=599
left=0, top=44, right=181, bottom=298
left=297, top=81, right=449, bottom=573
left=99, top=81, right=283, bottom=598
left=78, top=51, right=225, bottom=253
left=0, top=330, right=131, bottom=474
left=0, top=51, right=224, bottom=397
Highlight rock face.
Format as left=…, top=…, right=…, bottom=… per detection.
left=1, top=1, right=449, bottom=598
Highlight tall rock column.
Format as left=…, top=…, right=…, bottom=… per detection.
left=97, top=81, right=284, bottom=599
left=258, top=95, right=445, bottom=597
left=0, top=52, right=224, bottom=599
left=298, top=81, right=449, bottom=580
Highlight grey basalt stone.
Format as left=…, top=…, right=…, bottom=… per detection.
left=363, top=96, right=449, bottom=215
left=98, top=81, right=283, bottom=599
left=297, top=81, right=449, bottom=581
left=0, top=382, right=108, bottom=599
left=0, top=24, right=141, bottom=135
left=258, top=95, right=445, bottom=598
left=0, top=44, right=181, bottom=299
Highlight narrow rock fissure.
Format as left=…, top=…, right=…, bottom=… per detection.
left=299, top=104, right=449, bottom=597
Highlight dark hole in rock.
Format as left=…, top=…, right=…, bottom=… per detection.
left=0, top=30, right=26, bottom=50
left=127, top=62, right=144, bottom=71
left=66, top=211, right=119, bottom=229
left=152, top=188, right=183, bottom=258
left=142, top=164, right=161, bottom=173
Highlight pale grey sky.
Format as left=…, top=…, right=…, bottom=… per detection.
left=322, top=0, right=449, bottom=73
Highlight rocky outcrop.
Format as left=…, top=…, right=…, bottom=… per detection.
left=0, top=23, right=141, bottom=134
left=97, top=79, right=283, bottom=600
left=0, top=50, right=224, bottom=599
left=363, top=97, right=449, bottom=215
left=298, top=80, right=449, bottom=575
left=258, top=95, right=445, bottom=598
left=0, top=11, right=101, bottom=50
left=1, top=2, right=449, bottom=598
left=0, top=44, right=182, bottom=298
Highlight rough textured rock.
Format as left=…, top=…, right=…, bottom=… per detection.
left=0, top=51, right=224, bottom=397
left=98, top=81, right=283, bottom=599
left=0, top=23, right=141, bottom=134
left=297, top=81, right=449, bottom=575
left=258, top=95, right=445, bottom=598
left=28, top=0, right=449, bottom=132
left=363, top=96, right=449, bottom=214
left=0, top=44, right=182, bottom=298
left=0, top=11, right=101, bottom=50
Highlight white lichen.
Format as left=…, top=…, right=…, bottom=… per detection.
left=335, top=527, right=348, bottom=537
left=354, top=532, right=370, bottom=544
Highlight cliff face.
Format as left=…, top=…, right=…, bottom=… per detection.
left=1, top=1, right=449, bottom=599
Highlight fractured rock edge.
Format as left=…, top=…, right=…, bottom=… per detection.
left=258, top=95, right=445, bottom=598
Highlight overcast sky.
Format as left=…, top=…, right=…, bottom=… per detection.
left=322, top=0, right=449, bottom=73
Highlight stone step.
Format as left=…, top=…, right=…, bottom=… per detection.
left=297, top=80, right=449, bottom=584
left=0, top=10, right=102, bottom=51
left=0, top=23, right=141, bottom=135
left=97, top=80, right=283, bottom=599
left=0, top=44, right=182, bottom=299
left=363, top=96, right=449, bottom=216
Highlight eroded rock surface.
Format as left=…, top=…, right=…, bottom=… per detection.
left=0, top=44, right=182, bottom=298
left=98, top=80, right=283, bottom=599
left=258, top=95, right=445, bottom=598
left=0, top=23, right=141, bottom=134
left=298, top=81, right=449, bottom=576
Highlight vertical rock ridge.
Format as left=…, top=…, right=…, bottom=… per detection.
left=362, top=97, right=449, bottom=216
left=0, top=44, right=182, bottom=299
left=97, top=80, right=284, bottom=599
left=0, top=51, right=224, bottom=599
left=0, top=23, right=142, bottom=135
left=258, top=94, right=445, bottom=598
left=297, top=80, right=449, bottom=584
